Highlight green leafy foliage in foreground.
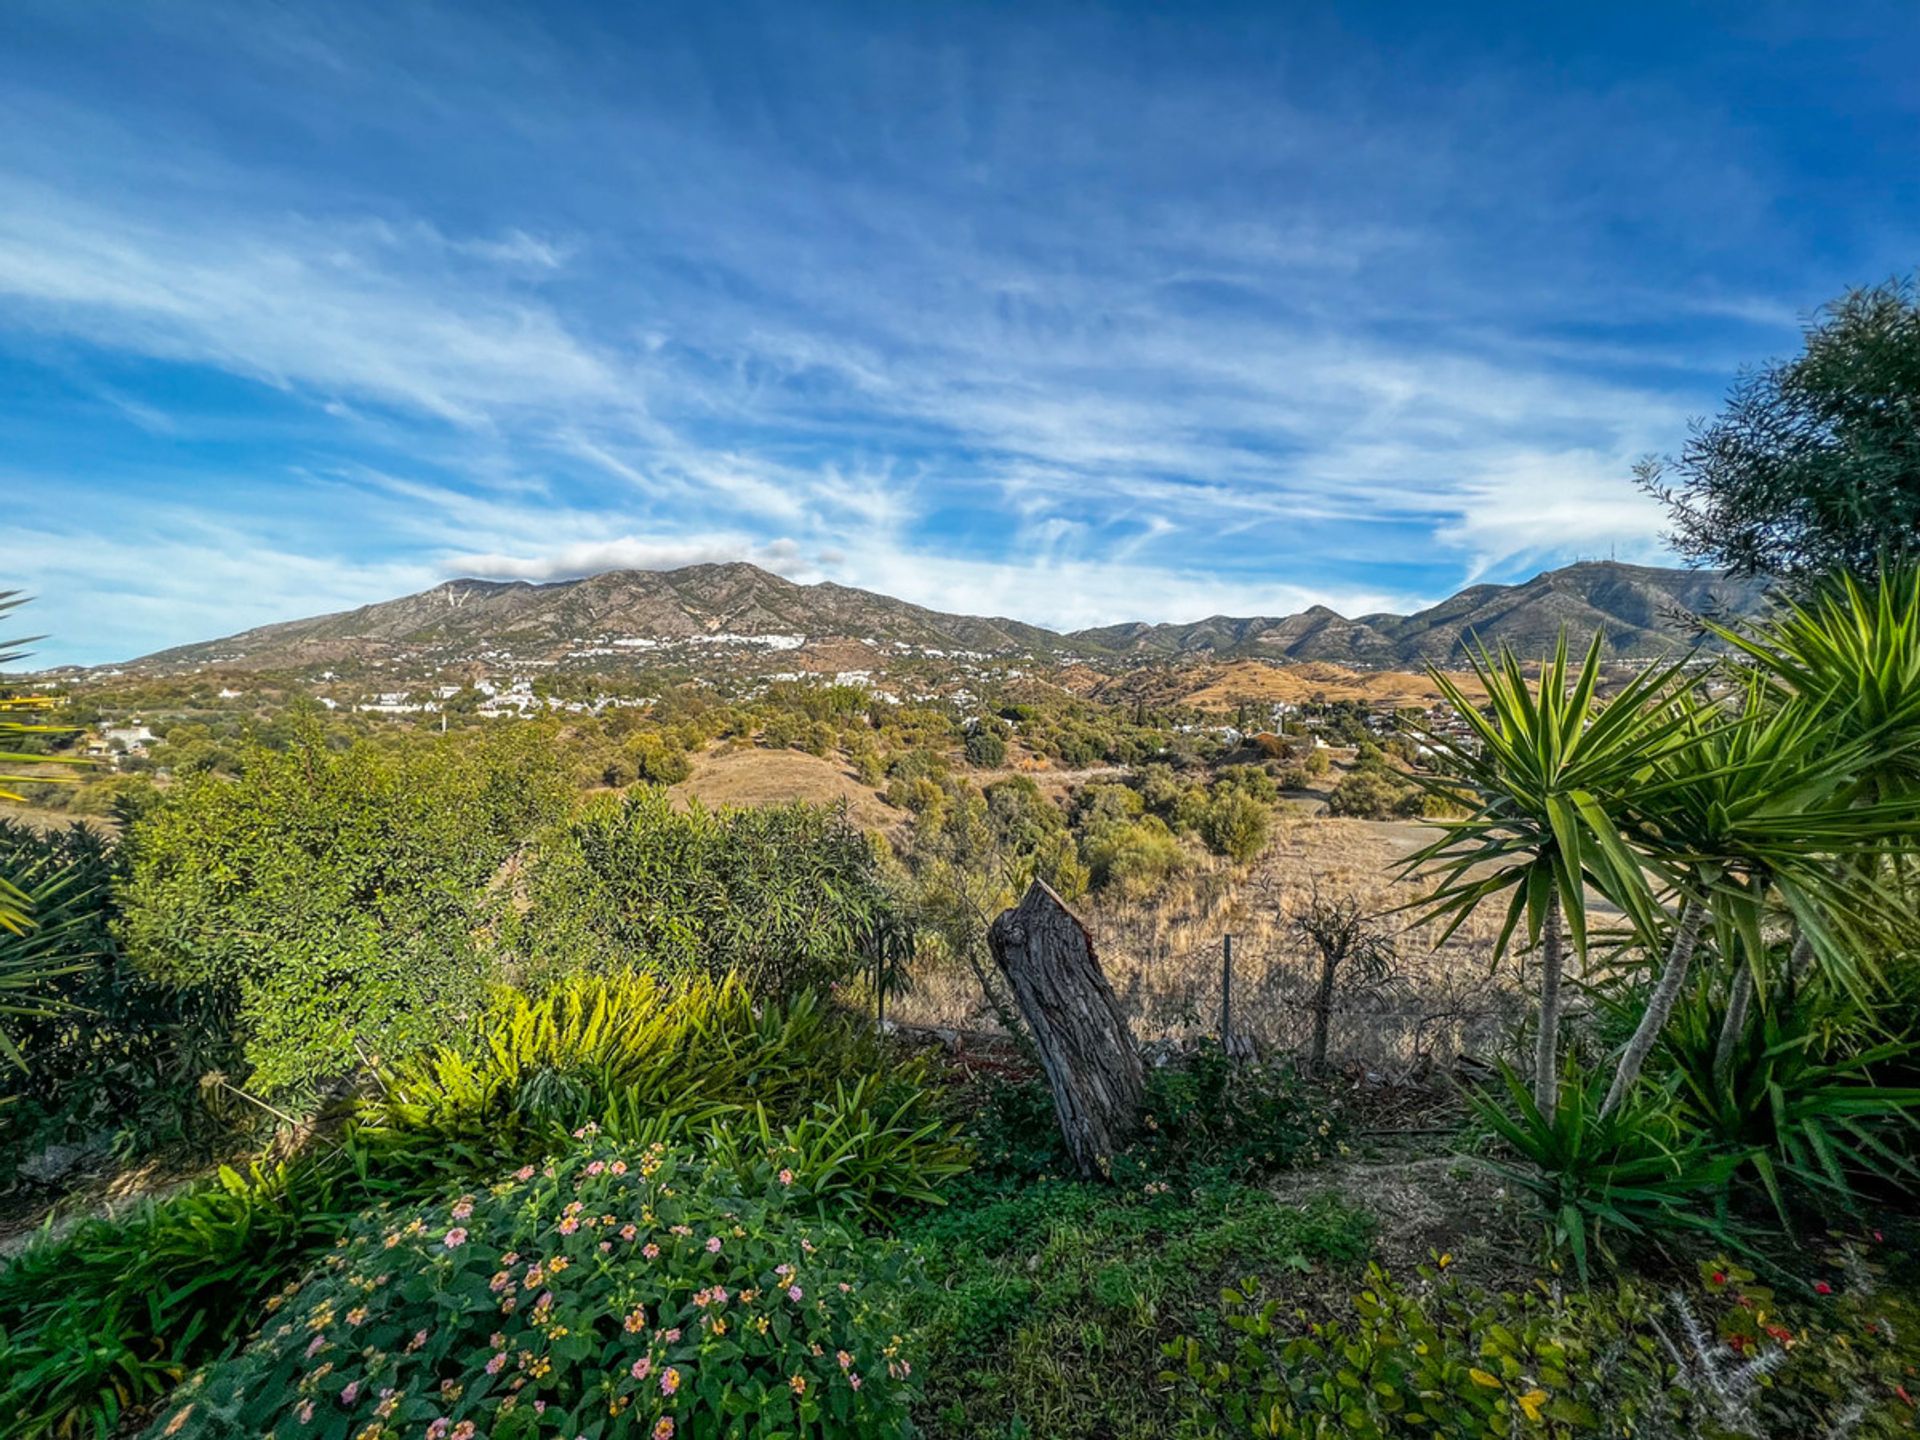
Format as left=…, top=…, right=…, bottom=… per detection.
left=966, top=1044, right=1345, bottom=1189
left=1168, top=1249, right=1920, bottom=1439
left=0, top=817, right=237, bottom=1165
left=117, top=720, right=573, bottom=1092
left=149, top=1141, right=920, bottom=1440
left=0, top=975, right=962, bottom=1440
left=903, top=1179, right=1374, bottom=1440
left=510, top=788, right=908, bottom=1001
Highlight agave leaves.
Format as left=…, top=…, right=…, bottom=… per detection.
left=1403, top=631, right=1700, bottom=1116
left=1709, top=566, right=1920, bottom=800
left=1660, top=967, right=1920, bottom=1223
left=1468, top=1060, right=1738, bottom=1281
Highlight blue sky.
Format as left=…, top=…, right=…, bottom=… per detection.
left=5, top=2, right=1918, bottom=666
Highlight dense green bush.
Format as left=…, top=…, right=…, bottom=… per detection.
left=117, top=722, right=571, bottom=1092
left=965, top=1046, right=1343, bottom=1188
left=514, top=789, right=907, bottom=1000
left=0, top=818, right=238, bottom=1165
left=148, top=1142, right=922, bottom=1440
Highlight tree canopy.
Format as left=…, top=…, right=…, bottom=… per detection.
left=1639, top=277, right=1920, bottom=581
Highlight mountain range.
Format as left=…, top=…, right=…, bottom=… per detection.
left=119, top=560, right=1771, bottom=675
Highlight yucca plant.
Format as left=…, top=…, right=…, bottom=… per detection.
left=1468, top=1059, right=1740, bottom=1280
left=1661, top=963, right=1920, bottom=1223
left=1601, top=679, right=1920, bottom=1116
left=0, top=595, right=94, bottom=1063
left=1405, top=630, right=1699, bottom=1118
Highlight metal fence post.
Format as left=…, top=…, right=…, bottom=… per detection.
left=1220, top=933, right=1234, bottom=1053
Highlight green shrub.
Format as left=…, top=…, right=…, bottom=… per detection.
left=966, top=1047, right=1342, bottom=1190
left=964, top=729, right=1008, bottom=768
left=0, top=976, right=964, bottom=1439
left=1123, top=1043, right=1343, bottom=1184
left=1080, top=815, right=1188, bottom=897
left=1197, top=790, right=1270, bottom=863
left=1167, top=1252, right=1920, bottom=1439
left=1325, top=765, right=1425, bottom=820
left=147, top=1141, right=922, bottom=1440
left=117, top=722, right=571, bottom=1093
left=515, top=790, right=906, bottom=1000
left=0, top=818, right=238, bottom=1165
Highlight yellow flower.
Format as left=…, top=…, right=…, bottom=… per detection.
left=1517, top=1389, right=1548, bottom=1422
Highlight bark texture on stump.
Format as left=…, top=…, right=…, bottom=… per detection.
left=988, top=879, right=1144, bottom=1178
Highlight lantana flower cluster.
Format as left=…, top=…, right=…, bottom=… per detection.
left=147, top=1139, right=920, bottom=1440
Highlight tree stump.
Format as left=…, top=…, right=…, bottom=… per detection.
left=988, top=880, right=1144, bottom=1178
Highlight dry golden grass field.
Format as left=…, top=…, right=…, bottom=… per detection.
left=667, top=743, right=904, bottom=834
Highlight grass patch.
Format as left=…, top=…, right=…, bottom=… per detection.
left=899, top=1177, right=1374, bottom=1439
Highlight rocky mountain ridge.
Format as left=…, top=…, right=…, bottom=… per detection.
left=118, top=560, right=1770, bottom=675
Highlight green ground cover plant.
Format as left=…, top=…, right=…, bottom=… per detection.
left=1168, top=1249, right=1920, bottom=1438
left=147, top=1140, right=921, bottom=1440
left=903, top=1179, right=1373, bottom=1440
left=0, top=975, right=962, bottom=1440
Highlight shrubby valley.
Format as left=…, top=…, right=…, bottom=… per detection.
left=6, top=285, right=1920, bottom=1440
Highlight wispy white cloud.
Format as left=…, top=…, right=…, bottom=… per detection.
left=3, top=0, right=1888, bottom=664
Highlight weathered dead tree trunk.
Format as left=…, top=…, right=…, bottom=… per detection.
left=989, top=879, right=1144, bottom=1179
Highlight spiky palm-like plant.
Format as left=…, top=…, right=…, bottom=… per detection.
left=1403, top=631, right=1698, bottom=1119
left=1602, top=681, right=1920, bottom=1116
left=0, top=593, right=93, bottom=1064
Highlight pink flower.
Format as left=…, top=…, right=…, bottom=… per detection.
left=788, top=1285, right=804, bottom=1302
left=630, top=1356, right=653, bottom=1381
left=619, top=1224, right=638, bottom=1242
left=660, top=1367, right=681, bottom=1396
left=662, top=1327, right=682, bottom=1342
left=652, top=1420, right=675, bottom=1440
left=426, top=1422, right=450, bottom=1440
left=849, top=1374, right=862, bottom=1391
left=306, top=1334, right=326, bottom=1358
left=443, top=1228, right=469, bottom=1249
left=512, top=1166, right=535, bottom=1182
left=451, top=1424, right=476, bottom=1440
left=450, top=1197, right=474, bottom=1220
left=340, top=1381, right=360, bottom=1406
left=557, top=1218, right=579, bottom=1235
left=705, top=1236, right=723, bottom=1254
left=296, top=1400, right=315, bottom=1426
left=642, top=1243, right=660, bottom=1259
left=610, top=1160, right=628, bottom=1176
left=485, top=1352, right=506, bottom=1375
left=599, top=1240, right=613, bottom=1253
left=778, top=1168, right=794, bottom=1186
left=1814, top=1280, right=1834, bottom=1295
left=586, top=1160, right=606, bottom=1176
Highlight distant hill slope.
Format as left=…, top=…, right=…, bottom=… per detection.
left=121, top=560, right=1771, bottom=673
left=1071, top=563, right=1769, bottom=663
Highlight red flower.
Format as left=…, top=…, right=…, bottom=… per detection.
left=1710, top=1271, right=1728, bottom=1287
left=1896, top=1384, right=1914, bottom=1408
left=1814, top=1281, right=1834, bottom=1295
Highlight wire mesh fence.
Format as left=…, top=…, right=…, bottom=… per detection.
left=886, top=921, right=1527, bottom=1078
